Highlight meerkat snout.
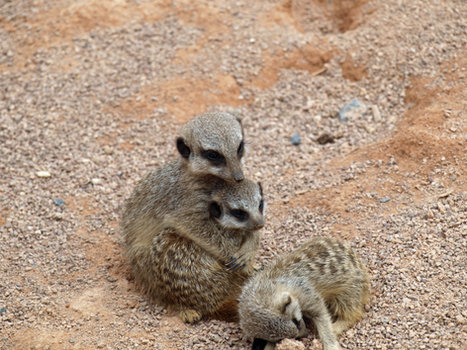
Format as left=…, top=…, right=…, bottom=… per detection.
left=233, top=172, right=244, bottom=182
left=255, top=220, right=265, bottom=229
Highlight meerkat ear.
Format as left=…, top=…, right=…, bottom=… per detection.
left=209, top=202, right=222, bottom=219
left=280, top=292, right=292, bottom=314
left=176, top=137, right=191, bottom=159
left=236, top=118, right=245, bottom=136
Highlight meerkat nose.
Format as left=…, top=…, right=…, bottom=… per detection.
left=255, top=220, right=265, bottom=229
left=233, top=172, right=244, bottom=182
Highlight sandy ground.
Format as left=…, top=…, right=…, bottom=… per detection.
left=1, top=0, right=467, bottom=349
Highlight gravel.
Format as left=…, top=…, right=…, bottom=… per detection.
left=1, top=0, right=467, bottom=349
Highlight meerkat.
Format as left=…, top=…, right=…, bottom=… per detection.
left=121, top=111, right=246, bottom=262
left=239, top=237, right=370, bottom=350
left=127, top=178, right=265, bottom=323
left=176, top=111, right=246, bottom=182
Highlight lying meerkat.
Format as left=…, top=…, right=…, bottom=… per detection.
left=239, top=237, right=370, bottom=350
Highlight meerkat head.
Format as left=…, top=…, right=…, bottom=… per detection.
left=176, top=112, right=246, bottom=182
left=239, top=284, right=307, bottom=344
left=208, top=179, right=265, bottom=231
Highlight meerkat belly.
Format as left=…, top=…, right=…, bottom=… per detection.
left=149, top=230, right=247, bottom=312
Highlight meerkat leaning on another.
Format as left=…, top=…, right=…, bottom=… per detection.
left=129, top=178, right=265, bottom=323
left=239, top=237, right=370, bottom=350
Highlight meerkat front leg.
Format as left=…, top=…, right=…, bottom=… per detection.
left=226, top=231, right=260, bottom=275
left=311, top=312, right=342, bottom=350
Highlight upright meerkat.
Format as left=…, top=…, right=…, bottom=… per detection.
left=239, top=237, right=370, bottom=350
left=121, top=112, right=264, bottom=322
left=128, top=178, right=265, bottom=323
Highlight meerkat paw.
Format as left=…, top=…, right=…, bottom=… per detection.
left=226, top=251, right=256, bottom=272
left=179, top=309, right=202, bottom=324
left=241, top=261, right=264, bottom=275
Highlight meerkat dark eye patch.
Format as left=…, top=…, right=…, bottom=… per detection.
left=237, top=140, right=245, bottom=157
left=292, top=318, right=301, bottom=329
left=201, top=150, right=224, bottom=165
left=209, top=202, right=222, bottom=219
left=231, top=209, right=248, bottom=221
left=252, top=338, right=269, bottom=350
left=259, top=199, right=264, bottom=212
left=176, top=137, right=190, bottom=159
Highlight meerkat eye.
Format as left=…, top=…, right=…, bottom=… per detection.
left=237, top=140, right=245, bottom=157
left=259, top=199, right=264, bottom=212
left=231, top=209, right=249, bottom=221
left=292, top=318, right=300, bottom=329
left=202, top=150, right=224, bottom=165
left=209, top=202, right=222, bottom=219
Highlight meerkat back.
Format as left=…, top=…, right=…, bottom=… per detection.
left=239, top=237, right=370, bottom=350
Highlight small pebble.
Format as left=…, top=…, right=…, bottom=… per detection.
left=276, top=338, right=305, bottom=350
left=36, top=171, right=51, bottom=178
left=380, top=197, right=391, bottom=203
left=456, top=315, right=467, bottom=325
left=372, top=104, right=382, bottom=122
left=290, top=134, right=301, bottom=145
left=437, top=202, right=446, bottom=214
left=53, top=198, right=65, bottom=206
left=338, top=98, right=368, bottom=123
left=69, top=338, right=75, bottom=344
left=91, top=178, right=101, bottom=185
left=0, top=307, right=6, bottom=315
left=317, top=133, right=335, bottom=145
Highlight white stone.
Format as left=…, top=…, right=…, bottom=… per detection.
left=372, top=105, right=382, bottom=122
left=36, top=171, right=51, bottom=178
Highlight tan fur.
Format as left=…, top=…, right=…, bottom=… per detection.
left=123, top=177, right=264, bottom=323
left=239, top=237, right=370, bottom=350
left=121, top=112, right=263, bottom=323
left=178, top=112, right=246, bottom=182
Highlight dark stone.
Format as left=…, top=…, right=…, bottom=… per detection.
left=317, top=133, right=335, bottom=144
left=290, top=134, right=301, bottom=145
left=53, top=198, right=65, bottom=206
